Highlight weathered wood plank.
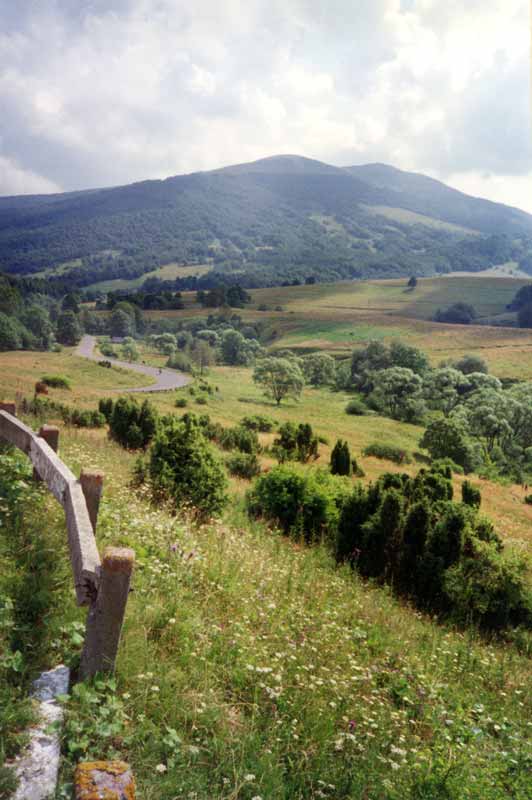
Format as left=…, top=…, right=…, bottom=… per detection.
left=64, top=482, right=101, bottom=606
left=29, top=436, right=76, bottom=504
left=0, top=410, right=34, bottom=453
left=81, top=548, right=134, bottom=677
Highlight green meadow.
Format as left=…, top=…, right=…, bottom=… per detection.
left=1, top=273, right=532, bottom=799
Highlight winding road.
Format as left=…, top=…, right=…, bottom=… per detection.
left=77, top=335, right=190, bottom=393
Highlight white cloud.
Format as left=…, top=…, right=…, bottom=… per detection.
left=0, top=0, right=529, bottom=213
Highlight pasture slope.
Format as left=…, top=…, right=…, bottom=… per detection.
left=1, top=273, right=532, bottom=798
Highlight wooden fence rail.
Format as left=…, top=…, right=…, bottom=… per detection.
left=0, top=403, right=134, bottom=679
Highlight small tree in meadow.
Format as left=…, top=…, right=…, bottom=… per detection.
left=330, top=439, right=352, bottom=476
left=253, top=357, right=304, bottom=405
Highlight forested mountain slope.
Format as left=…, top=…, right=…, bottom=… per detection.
left=1, top=155, right=531, bottom=291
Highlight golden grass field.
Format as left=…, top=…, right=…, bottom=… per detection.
left=142, top=275, right=532, bottom=379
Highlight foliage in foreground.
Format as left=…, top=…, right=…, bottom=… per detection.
left=0, top=452, right=77, bottom=796
left=2, top=427, right=528, bottom=800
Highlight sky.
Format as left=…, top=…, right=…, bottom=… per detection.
left=0, top=0, right=531, bottom=212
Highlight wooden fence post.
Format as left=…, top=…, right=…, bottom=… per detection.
left=80, top=470, right=104, bottom=533
left=34, top=425, right=60, bottom=482
left=80, top=547, right=135, bottom=678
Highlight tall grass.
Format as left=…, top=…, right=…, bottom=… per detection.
left=49, top=429, right=532, bottom=799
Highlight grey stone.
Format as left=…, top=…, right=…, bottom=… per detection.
left=12, top=665, right=70, bottom=800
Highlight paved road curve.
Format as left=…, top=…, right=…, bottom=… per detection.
left=77, top=335, right=190, bottom=393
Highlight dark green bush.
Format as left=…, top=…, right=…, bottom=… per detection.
left=149, top=416, right=228, bottom=519
left=524, top=494, right=532, bottom=505
left=70, top=410, right=106, bottom=428
left=247, top=461, right=530, bottom=632
left=226, top=452, right=261, bottom=480
left=219, top=426, right=260, bottom=454
left=195, top=396, right=208, bottom=405
left=109, top=397, right=158, bottom=449
left=273, top=422, right=319, bottom=463
left=444, top=542, right=532, bottom=629
left=98, top=360, right=112, bottom=368
left=330, top=439, right=352, bottom=476
left=98, top=398, right=114, bottom=421
left=240, top=414, right=275, bottom=432
left=175, top=397, right=188, bottom=408
left=41, top=374, right=71, bottom=390
left=363, top=442, right=411, bottom=464
left=462, top=480, right=481, bottom=508
left=345, top=397, right=367, bottom=415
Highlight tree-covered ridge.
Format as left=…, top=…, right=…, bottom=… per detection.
left=1, top=156, right=531, bottom=291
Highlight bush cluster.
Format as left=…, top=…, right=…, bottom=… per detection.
left=345, top=397, right=367, bottom=415
left=20, top=396, right=105, bottom=428
left=272, top=422, right=319, bottom=463
left=247, top=463, right=531, bottom=631
left=226, top=452, right=261, bottom=480
left=240, top=414, right=275, bottom=432
left=108, top=397, right=158, bottom=449
left=363, top=442, right=411, bottom=464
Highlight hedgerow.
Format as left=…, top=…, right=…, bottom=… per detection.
left=248, top=463, right=531, bottom=632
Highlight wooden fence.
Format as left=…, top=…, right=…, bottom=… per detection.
left=0, top=402, right=134, bottom=679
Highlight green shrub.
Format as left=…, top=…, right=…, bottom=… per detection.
left=524, top=494, right=532, bottom=505
left=273, top=422, right=319, bottom=463
left=109, top=397, right=158, bottom=449
left=149, top=416, right=228, bottom=519
left=462, top=480, right=481, bottom=508
left=247, top=461, right=530, bottom=632
left=345, top=397, right=367, bottom=415
left=175, top=397, right=188, bottom=408
left=226, top=452, right=261, bottom=480
left=41, top=374, right=71, bottom=390
left=363, top=442, right=411, bottom=464
left=99, top=342, right=118, bottom=357
left=131, top=455, right=148, bottom=487
left=195, top=396, right=208, bottom=405
left=444, top=542, right=532, bottom=629
left=240, top=414, right=274, bottom=432
left=98, top=398, right=114, bottom=421
left=219, top=426, right=260, bottom=454
left=167, top=352, right=193, bottom=372
left=70, top=410, right=106, bottom=428
left=330, top=439, right=352, bottom=476
left=98, top=360, right=112, bottom=368
left=247, top=465, right=350, bottom=544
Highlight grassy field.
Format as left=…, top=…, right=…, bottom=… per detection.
left=0, top=420, right=529, bottom=799
left=1, top=273, right=532, bottom=797
left=141, top=275, right=532, bottom=379
left=361, top=205, right=480, bottom=235
left=0, top=349, right=153, bottom=404
left=1, top=344, right=531, bottom=551
left=86, top=262, right=213, bottom=293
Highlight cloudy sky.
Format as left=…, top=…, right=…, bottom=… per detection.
left=1, top=0, right=530, bottom=211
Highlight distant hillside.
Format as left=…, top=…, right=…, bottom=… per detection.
left=1, top=155, right=531, bottom=293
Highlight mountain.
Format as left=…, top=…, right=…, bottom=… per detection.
left=1, top=155, right=531, bottom=292
left=346, top=163, right=532, bottom=237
